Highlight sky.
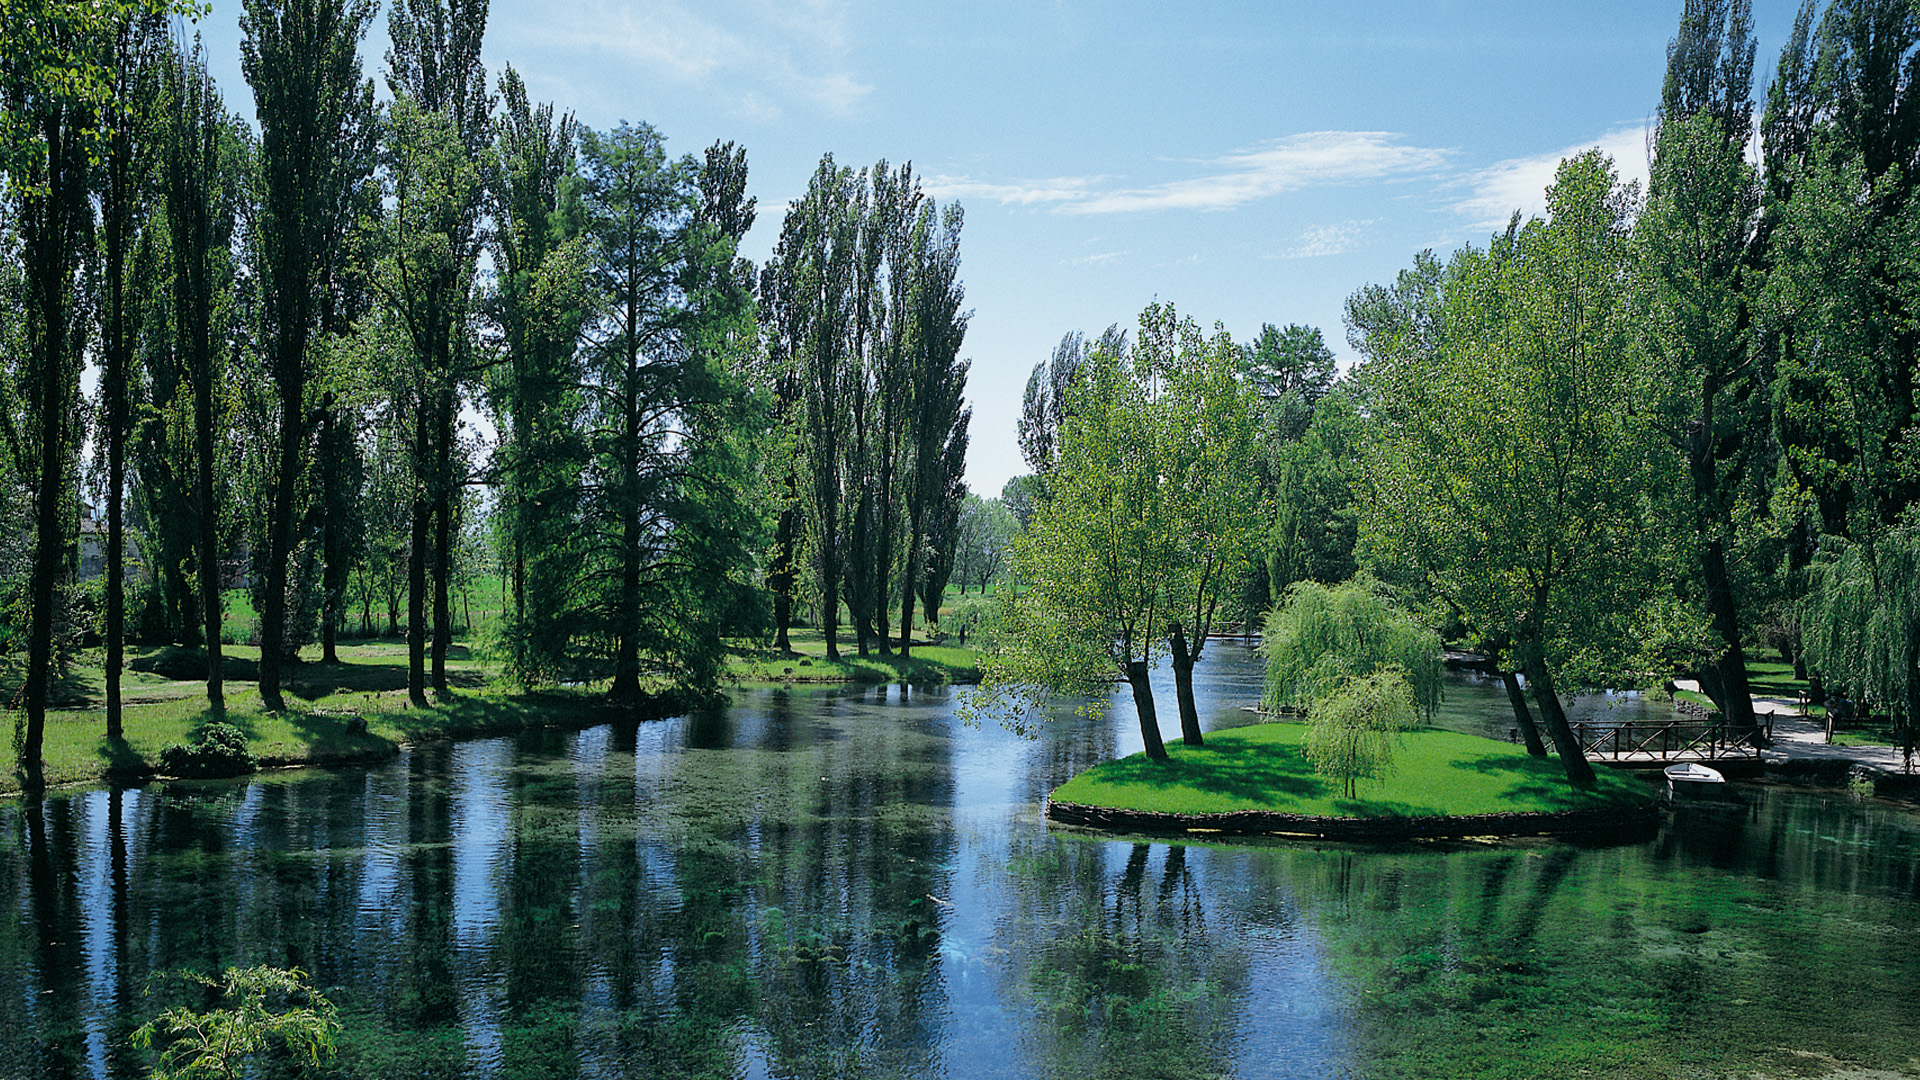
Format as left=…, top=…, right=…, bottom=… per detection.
left=182, top=0, right=1807, bottom=498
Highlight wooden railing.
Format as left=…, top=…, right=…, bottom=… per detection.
left=1569, top=712, right=1774, bottom=761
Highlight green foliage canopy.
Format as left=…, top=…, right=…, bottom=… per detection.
left=1260, top=576, right=1441, bottom=719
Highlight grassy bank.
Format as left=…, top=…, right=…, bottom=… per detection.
left=722, top=628, right=980, bottom=685
left=2, top=640, right=672, bottom=797
left=1051, top=722, right=1652, bottom=819
left=4, top=626, right=979, bottom=797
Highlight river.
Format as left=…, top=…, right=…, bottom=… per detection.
left=4, top=642, right=1919, bottom=1079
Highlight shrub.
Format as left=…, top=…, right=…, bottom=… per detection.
left=158, top=723, right=255, bottom=779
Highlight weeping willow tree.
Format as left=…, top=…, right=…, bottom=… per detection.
left=1802, top=529, right=1920, bottom=770
left=1261, top=577, right=1442, bottom=718
left=1261, top=577, right=1442, bottom=797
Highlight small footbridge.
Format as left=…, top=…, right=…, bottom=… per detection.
left=1568, top=712, right=1775, bottom=769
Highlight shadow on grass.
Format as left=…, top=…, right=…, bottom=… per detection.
left=94, top=734, right=146, bottom=775
left=285, top=663, right=485, bottom=701
left=1099, top=740, right=1331, bottom=806
left=1333, top=798, right=1445, bottom=817
left=1453, top=752, right=1629, bottom=810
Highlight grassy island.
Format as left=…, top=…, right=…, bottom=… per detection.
left=1049, top=722, right=1657, bottom=839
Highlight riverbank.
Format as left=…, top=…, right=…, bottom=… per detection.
left=3, top=633, right=981, bottom=797
left=722, top=630, right=982, bottom=685
left=1047, top=722, right=1658, bottom=841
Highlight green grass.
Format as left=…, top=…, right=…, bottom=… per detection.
left=3, top=618, right=975, bottom=797
left=1051, top=722, right=1653, bottom=819
left=2, top=638, right=669, bottom=797
left=1674, top=658, right=1822, bottom=717
left=722, top=628, right=980, bottom=685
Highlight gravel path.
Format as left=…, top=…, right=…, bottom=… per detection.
left=1675, top=679, right=1913, bottom=773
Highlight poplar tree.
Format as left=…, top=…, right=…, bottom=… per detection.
left=241, top=0, right=376, bottom=711
left=1762, top=0, right=1920, bottom=750
left=5, top=0, right=115, bottom=787
left=763, top=156, right=859, bottom=659
left=488, top=65, right=585, bottom=684
left=97, top=11, right=166, bottom=738
left=158, top=38, right=241, bottom=709
left=383, top=0, right=490, bottom=698
left=1637, top=0, right=1767, bottom=738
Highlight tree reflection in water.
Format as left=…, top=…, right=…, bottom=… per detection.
left=4, top=671, right=1920, bottom=1079
left=993, top=837, right=1249, bottom=1080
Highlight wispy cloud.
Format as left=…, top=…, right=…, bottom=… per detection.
left=506, top=0, right=871, bottom=121
left=931, top=132, right=1450, bottom=215
left=923, top=175, right=1106, bottom=206
left=1276, top=219, right=1377, bottom=259
left=1450, top=125, right=1652, bottom=230
left=1074, top=132, right=1450, bottom=214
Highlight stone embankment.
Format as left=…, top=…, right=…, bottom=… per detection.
left=1045, top=800, right=1660, bottom=842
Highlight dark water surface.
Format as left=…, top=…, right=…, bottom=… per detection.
left=6, top=643, right=1920, bottom=1079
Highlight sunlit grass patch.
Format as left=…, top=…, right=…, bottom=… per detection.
left=723, top=629, right=980, bottom=684
left=1051, top=722, right=1652, bottom=818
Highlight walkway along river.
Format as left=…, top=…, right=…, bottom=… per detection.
left=5, top=643, right=1920, bottom=1079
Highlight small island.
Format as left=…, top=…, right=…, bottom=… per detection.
left=1046, top=721, right=1660, bottom=842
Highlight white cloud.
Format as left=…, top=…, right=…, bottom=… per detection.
left=923, top=174, right=1105, bottom=206
left=1276, top=218, right=1377, bottom=259
left=1070, top=132, right=1451, bottom=215
left=508, top=0, right=871, bottom=119
left=933, top=132, right=1450, bottom=216
left=1451, top=124, right=1652, bottom=230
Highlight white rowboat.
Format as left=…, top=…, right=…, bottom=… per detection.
left=1664, top=762, right=1727, bottom=801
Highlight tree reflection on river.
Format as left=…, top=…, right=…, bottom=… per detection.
left=4, top=645, right=1919, bottom=1078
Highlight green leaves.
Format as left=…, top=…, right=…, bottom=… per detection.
left=972, top=303, right=1263, bottom=749
left=1260, top=576, right=1441, bottom=721
left=131, top=965, right=340, bottom=1080
left=1360, top=152, right=1660, bottom=687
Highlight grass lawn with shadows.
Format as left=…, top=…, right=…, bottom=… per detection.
left=3, top=640, right=661, bottom=796
left=723, top=628, right=981, bottom=685
left=1051, top=722, right=1653, bottom=819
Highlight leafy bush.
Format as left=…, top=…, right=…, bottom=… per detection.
left=158, top=723, right=255, bottom=779
left=132, top=965, right=339, bottom=1080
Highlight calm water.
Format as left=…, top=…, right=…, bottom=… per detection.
left=5, top=644, right=1920, bottom=1079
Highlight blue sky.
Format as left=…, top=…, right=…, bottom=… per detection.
left=185, top=0, right=1805, bottom=496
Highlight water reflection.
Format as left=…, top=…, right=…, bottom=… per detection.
left=2, top=650, right=1919, bottom=1079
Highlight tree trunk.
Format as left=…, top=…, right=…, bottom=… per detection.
left=609, top=506, right=641, bottom=703
left=431, top=388, right=453, bottom=693
left=771, top=503, right=797, bottom=653
left=1524, top=655, right=1596, bottom=786
left=1169, top=622, right=1204, bottom=746
left=320, top=410, right=343, bottom=665
left=609, top=378, right=641, bottom=704
left=873, top=502, right=893, bottom=657
left=898, top=502, right=921, bottom=661
left=407, top=412, right=431, bottom=707
left=19, top=110, right=90, bottom=791
left=1501, top=669, right=1548, bottom=756
left=259, top=388, right=304, bottom=712
left=195, top=364, right=223, bottom=711
left=1701, top=536, right=1757, bottom=737
left=105, top=264, right=126, bottom=743
left=1125, top=659, right=1169, bottom=761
